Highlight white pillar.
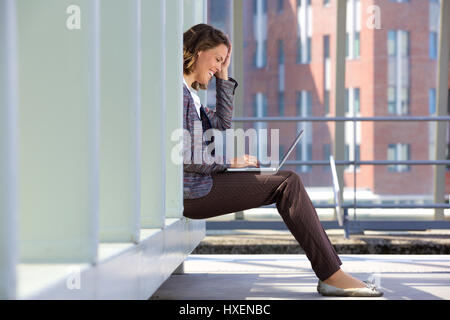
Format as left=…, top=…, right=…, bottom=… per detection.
left=183, top=0, right=207, bottom=32
left=183, top=0, right=208, bottom=104
left=16, top=0, right=100, bottom=262
left=99, top=0, right=141, bottom=242
left=434, top=0, right=450, bottom=220
left=140, top=0, right=166, bottom=229
left=165, top=0, right=184, bottom=219
left=334, top=0, right=347, bottom=219
left=0, top=0, right=18, bottom=299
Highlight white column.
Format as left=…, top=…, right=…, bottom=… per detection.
left=141, top=0, right=166, bottom=228
left=184, top=0, right=208, bottom=105
left=99, top=0, right=141, bottom=242
left=334, top=0, right=347, bottom=219
left=434, top=0, right=450, bottom=219
left=183, top=0, right=206, bottom=31
left=165, top=0, right=184, bottom=219
left=0, top=0, right=18, bottom=299
left=16, top=0, right=100, bottom=262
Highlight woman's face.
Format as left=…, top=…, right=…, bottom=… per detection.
left=194, top=44, right=228, bottom=85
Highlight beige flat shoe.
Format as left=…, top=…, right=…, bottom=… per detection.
left=317, top=280, right=384, bottom=297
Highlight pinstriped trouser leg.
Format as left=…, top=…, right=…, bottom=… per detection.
left=183, top=170, right=342, bottom=281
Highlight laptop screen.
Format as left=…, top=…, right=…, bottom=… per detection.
left=276, top=129, right=304, bottom=169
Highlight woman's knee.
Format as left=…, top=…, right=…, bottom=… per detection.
left=280, top=169, right=301, bottom=182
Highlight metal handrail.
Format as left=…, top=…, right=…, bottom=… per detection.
left=261, top=203, right=450, bottom=209
left=226, top=114, right=450, bottom=234
left=283, top=160, right=450, bottom=165
left=232, top=116, right=450, bottom=122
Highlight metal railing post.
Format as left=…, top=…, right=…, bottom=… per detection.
left=334, top=0, right=347, bottom=223
left=232, top=0, right=245, bottom=221
left=434, top=0, right=450, bottom=220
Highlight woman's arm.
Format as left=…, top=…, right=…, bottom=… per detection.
left=202, top=77, right=238, bottom=130
left=204, top=40, right=237, bottom=130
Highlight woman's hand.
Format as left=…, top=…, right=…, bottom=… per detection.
left=229, top=154, right=259, bottom=168
left=215, top=36, right=232, bottom=80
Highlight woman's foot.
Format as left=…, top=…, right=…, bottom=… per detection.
left=322, top=268, right=366, bottom=289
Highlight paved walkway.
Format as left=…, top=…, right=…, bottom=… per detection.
left=151, top=254, right=450, bottom=300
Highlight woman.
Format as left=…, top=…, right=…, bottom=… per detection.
left=182, top=23, right=382, bottom=297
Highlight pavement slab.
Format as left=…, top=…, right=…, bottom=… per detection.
left=151, top=254, right=450, bottom=300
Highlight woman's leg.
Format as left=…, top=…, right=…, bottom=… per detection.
left=184, top=170, right=343, bottom=282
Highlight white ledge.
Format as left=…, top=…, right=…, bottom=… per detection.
left=16, top=218, right=205, bottom=300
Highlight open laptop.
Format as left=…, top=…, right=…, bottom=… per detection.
left=227, top=129, right=304, bottom=173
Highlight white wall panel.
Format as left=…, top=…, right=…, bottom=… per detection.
left=99, top=0, right=141, bottom=242
left=0, top=0, right=18, bottom=299
left=183, top=0, right=208, bottom=104
left=16, top=0, right=100, bottom=262
left=141, top=0, right=166, bottom=228
left=165, top=0, right=184, bottom=219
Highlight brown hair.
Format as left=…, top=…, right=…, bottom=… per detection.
left=183, top=24, right=230, bottom=91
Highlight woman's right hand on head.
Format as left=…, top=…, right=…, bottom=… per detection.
left=229, top=154, right=259, bottom=168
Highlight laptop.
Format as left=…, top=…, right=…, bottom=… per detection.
left=227, top=129, right=304, bottom=173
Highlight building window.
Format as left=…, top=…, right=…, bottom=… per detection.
left=278, top=39, right=285, bottom=65
left=346, top=0, right=361, bottom=59
left=277, top=0, right=284, bottom=13
left=346, top=32, right=361, bottom=58
left=253, top=93, right=268, bottom=163
left=429, top=31, right=438, bottom=60
left=253, top=0, right=268, bottom=69
left=297, top=91, right=313, bottom=173
left=388, top=86, right=396, bottom=114
left=297, top=37, right=312, bottom=64
left=323, top=144, right=331, bottom=172
left=278, top=92, right=285, bottom=116
left=296, top=0, right=312, bottom=64
left=323, top=35, right=330, bottom=115
left=345, top=88, right=361, bottom=171
left=429, top=89, right=436, bottom=115
left=345, top=144, right=360, bottom=170
left=324, top=90, right=330, bottom=115
left=388, top=143, right=411, bottom=172
left=324, top=35, right=330, bottom=58
left=253, top=93, right=267, bottom=117
left=388, top=30, right=410, bottom=115
left=346, top=88, right=360, bottom=114
left=254, top=0, right=267, bottom=14
left=254, top=40, right=267, bottom=68
left=297, top=142, right=313, bottom=173
left=279, top=145, right=285, bottom=164
left=297, top=91, right=313, bottom=117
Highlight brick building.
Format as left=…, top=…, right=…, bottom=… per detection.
left=208, top=0, right=449, bottom=203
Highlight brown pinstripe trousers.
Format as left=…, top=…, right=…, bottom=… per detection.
left=183, top=169, right=342, bottom=281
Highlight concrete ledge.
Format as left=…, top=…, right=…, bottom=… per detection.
left=193, top=229, right=450, bottom=254
left=17, top=218, right=205, bottom=299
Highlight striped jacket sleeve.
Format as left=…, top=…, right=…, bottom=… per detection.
left=183, top=77, right=238, bottom=175
left=203, top=78, right=238, bottom=130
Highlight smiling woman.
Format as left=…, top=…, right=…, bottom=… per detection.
left=180, top=23, right=383, bottom=298
left=183, top=23, right=231, bottom=90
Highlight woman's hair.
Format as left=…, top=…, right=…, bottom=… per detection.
left=183, top=24, right=230, bottom=91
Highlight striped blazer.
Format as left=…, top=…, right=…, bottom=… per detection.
left=183, top=77, right=238, bottom=199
